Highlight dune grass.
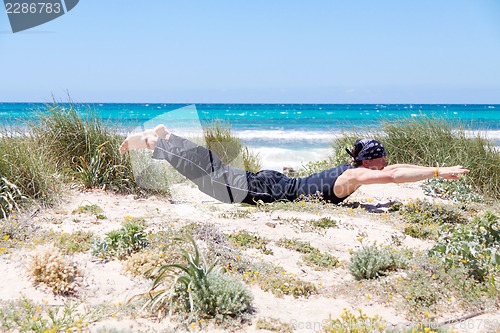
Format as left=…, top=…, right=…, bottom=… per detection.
left=203, top=119, right=261, bottom=173
left=29, top=103, right=136, bottom=192
left=0, top=128, right=62, bottom=211
left=333, top=116, right=500, bottom=199
left=0, top=103, right=141, bottom=217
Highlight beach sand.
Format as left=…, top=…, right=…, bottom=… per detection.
left=0, top=181, right=499, bottom=333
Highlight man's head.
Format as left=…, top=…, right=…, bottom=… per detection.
left=346, top=138, right=387, bottom=170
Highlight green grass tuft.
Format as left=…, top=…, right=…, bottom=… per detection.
left=203, top=119, right=261, bottom=172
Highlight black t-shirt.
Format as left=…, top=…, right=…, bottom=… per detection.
left=243, top=164, right=354, bottom=204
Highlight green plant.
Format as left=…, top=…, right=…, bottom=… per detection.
left=143, top=236, right=253, bottom=322
left=72, top=203, right=103, bottom=215
left=29, top=246, right=81, bottom=295
left=276, top=216, right=336, bottom=235
left=429, top=211, right=500, bottom=281
left=241, top=146, right=262, bottom=173
left=385, top=253, right=494, bottom=321
left=275, top=238, right=339, bottom=270
left=0, top=218, right=45, bottom=255
left=422, top=176, right=483, bottom=203
left=399, top=199, right=467, bottom=240
left=0, top=298, right=93, bottom=333
left=73, top=141, right=118, bottom=189
left=321, top=308, right=386, bottom=333
left=301, top=251, right=339, bottom=270
left=310, top=217, right=338, bottom=229
left=122, top=215, right=148, bottom=226
left=54, top=231, right=94, bottom=254
left=348, top=243, right=407, bottom=280
left=276, top=238, right=316, bottom=253
left=91, top=222, right=149, bottom=260
left=203, top=119, right=243, bottom=166
left=180, top=224, right=318, bottom=300
left=256, top=194, right=332, bottom=213
left=228, top=230, right=273, bottom=255
left=256, top=274, right=317, bottom=299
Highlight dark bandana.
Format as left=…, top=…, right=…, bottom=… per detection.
left=346, top=139, right=386, bottom=161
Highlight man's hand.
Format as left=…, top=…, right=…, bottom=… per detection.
left=438, top=165, right=470, bottom=180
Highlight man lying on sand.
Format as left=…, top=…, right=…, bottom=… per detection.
left=119, top=125, right=469, bottom=205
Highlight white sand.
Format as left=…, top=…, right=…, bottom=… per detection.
left=0, top=181, right=498, bottom=333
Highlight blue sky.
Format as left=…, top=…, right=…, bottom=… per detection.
left=1, top=0, right=500, bottom=103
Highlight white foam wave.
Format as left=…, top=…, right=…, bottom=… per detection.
left=234, top=130, right=335, bottom=142
left=248, top=146, right=332, bottom=171
left=464, top=130, right=500, bottom=140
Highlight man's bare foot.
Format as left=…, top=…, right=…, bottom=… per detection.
left=154, top=124, right=170, bottom=140
left=119, top=128, right=158, bottom=154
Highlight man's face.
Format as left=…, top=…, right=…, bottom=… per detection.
left=362, top=157, right=388, bottom=170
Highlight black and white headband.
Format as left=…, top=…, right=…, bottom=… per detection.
left=346, top=139, right=386, bottom=161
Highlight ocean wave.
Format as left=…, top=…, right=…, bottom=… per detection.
left=464, top=129, right=500, bottom=140
left=234, top=130, right=335, bottom=142
left=249, top=146, right=332, bottom=171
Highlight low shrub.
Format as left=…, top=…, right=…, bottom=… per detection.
left=390, top=258, right=492, bottom=320
left=302, top=251, right=339, bottom=270
left=429, top=211, right=500, bottom=281
left=184, top=224, right=318, bottom=299
left=143, top=237, right=253, bottom=323
left=29, top=246, right=81, bottom=295
left=348, top=243, right=407, bottom=280
left=228, top=230, right=273, bottom=255
left=398, top=199, right=467, bottom=240
left=123, top=249, right=171, bottom=278
left=91, top=222, right=149, bottom=260
left=256, top=194, right=333, bottom=213
left=219, top=209, right=252, bottom=219
left=421, top=176, right=483, bottom=203
left=0, top=218, right=43, bottom=254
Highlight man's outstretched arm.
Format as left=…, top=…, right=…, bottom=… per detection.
left=354, top=165, right=469, bottom=184
left=333, top=165, right=470, bottom=198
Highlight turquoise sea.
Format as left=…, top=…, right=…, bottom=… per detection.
left=1, top=103, right=499, bottom=170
